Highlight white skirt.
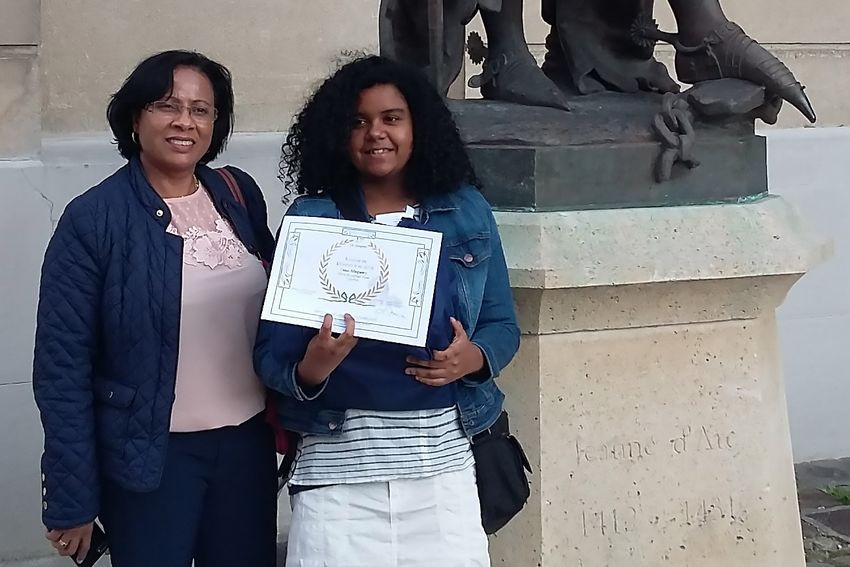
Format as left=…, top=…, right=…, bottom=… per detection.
left=286, top=464, right=490, bottom=567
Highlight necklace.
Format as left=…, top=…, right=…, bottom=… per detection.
left=164, top=175, right=198, bottom=199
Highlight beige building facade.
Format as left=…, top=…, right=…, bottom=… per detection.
left=2, top=0, right=849, bottom=155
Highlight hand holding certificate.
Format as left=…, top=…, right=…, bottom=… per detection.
left=261, top=216, right=442, bottom=347
left=297, top=313, right=359, bottom=387
left=404, top=316, right=486, bottom=386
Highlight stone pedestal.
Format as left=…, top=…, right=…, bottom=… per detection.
left=491, top=197, right=829, bottom=566
left=450, top=96, right=767, bottom=211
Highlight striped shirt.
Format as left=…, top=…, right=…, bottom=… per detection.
left=289, top=407, right=474, bottom=486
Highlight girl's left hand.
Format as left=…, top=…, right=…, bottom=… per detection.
left=405, top=317, right=485, bottom=386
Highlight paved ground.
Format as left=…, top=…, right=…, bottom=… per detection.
left=6, top=459, right=850, bottom=566
left=799, top=458, right=850, bottom=567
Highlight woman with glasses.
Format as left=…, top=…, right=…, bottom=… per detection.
left=33, top=50, right=277, bottom=567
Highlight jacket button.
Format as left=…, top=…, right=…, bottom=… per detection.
left=43, top=487, right=47, bottom=496
left=155, top=209, right=164, bottom=218
left=42, top=473, right=45, bottom=482
left=328, top=422, right=338, bottom=431
left=43, top=501, right=48, bottom=510
left=463, top=253, right=474, bottom=263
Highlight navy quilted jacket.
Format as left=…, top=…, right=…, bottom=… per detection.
left=32, top=157, right=274, bottom=530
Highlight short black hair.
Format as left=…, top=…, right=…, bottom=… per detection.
left=107, top=50, right=235, bottom=163
left=281, top=55, right=479, bottom=200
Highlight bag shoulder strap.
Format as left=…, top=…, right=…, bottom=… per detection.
left=216, top=167, right=246, bottom=208
left=215, top=166, right=272, bottom=268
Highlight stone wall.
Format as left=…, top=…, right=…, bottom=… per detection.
left=38, top=0, right=378, bottom=134
left=0, top=0, right=41, bottom=157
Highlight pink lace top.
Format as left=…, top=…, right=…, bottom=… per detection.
left=165, top=185, right=267, bottom=432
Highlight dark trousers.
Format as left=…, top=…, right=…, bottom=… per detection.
left=100, top=413, right=278, bottom=567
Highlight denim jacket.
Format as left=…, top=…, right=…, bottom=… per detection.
left=254, top=185, right=519, bottom=437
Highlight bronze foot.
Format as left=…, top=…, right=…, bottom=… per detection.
left=471, top=48, right=571, bottom=111
left=675, top=21, right=816, bottom=123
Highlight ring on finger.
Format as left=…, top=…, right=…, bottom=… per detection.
left=59, top=540, right=69, bottom=547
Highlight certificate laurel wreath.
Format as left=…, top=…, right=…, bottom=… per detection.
left=318, top=239, right=390, bottom=305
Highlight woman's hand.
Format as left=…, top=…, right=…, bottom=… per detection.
left=296, top=313, right=358, bottom=388
left=405, top=317, right=485, bottom=386
left=46, top=522, right=93, bottom=561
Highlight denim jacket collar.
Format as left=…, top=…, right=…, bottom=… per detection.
left=336, top=186, right=461, bottom=224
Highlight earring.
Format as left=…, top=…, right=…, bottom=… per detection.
left=132, top=131, right=139, bottom=144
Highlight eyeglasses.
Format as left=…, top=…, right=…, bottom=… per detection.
left=145, top=100, right=218, bottom=124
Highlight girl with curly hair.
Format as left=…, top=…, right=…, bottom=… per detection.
left=255, top=55, right=519, bottom=566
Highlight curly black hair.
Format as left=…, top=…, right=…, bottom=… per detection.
left=281, top=56, right=479, bottom=200
left=107, top=50, right=235, bottom=163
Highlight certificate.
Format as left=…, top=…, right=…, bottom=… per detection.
left=261, top=216, right=443, bottom=347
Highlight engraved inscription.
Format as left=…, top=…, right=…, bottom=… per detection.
left=671, top=425, right=736, bottom=454
left=682, top=495, right=741, bottom=527
left=576, top=437, right=657, bottom=465
left=582, top=507, right=638, bottom=537
left=579, top=495, right=746, bottom=540
left=576, top=424, right=736, bottom=466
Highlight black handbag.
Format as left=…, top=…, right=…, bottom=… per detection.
left=472, top=411, right=532, bottom=534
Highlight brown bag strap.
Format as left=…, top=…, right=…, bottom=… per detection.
left=215, top=167, right=271, bottom=269
left=216, top=167, right=246, bottom=208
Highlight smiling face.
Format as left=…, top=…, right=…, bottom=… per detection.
left=134, top=66, right=215, bottom=175
left=348, top=84, right=414, bottom=186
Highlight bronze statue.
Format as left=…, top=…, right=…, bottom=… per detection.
left=380, top=0, right=816, bottom=123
